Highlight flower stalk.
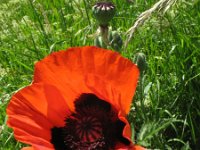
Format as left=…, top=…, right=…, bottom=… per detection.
left=99, top=25, right=109, bottom=46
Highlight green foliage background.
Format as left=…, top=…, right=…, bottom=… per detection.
left=0, top=0, right=200, bottom=149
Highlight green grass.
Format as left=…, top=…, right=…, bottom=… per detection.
left=0, top=0, right=200, bottom=149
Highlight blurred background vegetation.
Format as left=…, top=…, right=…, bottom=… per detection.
left=0, top=0, right=200, bottom=149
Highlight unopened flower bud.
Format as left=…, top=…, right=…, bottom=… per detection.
left=94, top=36, right=107, bottom=48
left=109, top=31, right=123, bottom=51
left=92, top=2, right=116, bottom=26
left=133, top=53, right=147, bottom=73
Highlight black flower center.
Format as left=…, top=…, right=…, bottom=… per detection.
left=51, top=94, right=130, bottom=150
left=75, top=116, right=102, bottom=142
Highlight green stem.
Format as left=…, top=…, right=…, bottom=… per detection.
left=100, top=25, right=109, bottom=48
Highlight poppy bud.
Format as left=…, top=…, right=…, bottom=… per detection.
left=109, top=31, right=123, bottom=51
left=133, top=52, right=147, bottom=73
left=92, top=2, right=116, bottom=26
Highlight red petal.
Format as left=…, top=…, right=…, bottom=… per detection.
left=132, top=145, right=146, bottom=150
left=21, top=147, right=34, bottom=150
left=21, top=147, right=53, bottom=150
left=115, top=142, right=146, bottom=150
left=33, top=46, right=139, bottom=114
left=6, top=83, right=70, bottom=148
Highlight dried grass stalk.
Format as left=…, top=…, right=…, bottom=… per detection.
left=124, top=0, right=177, bottom=51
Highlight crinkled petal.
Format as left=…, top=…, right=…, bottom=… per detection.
left=6, top=83, right=71, bottom=149
left=132, top=145, right=146, bottom=150
left=118, top=111, right=132, bottom=142
left=115, top=142, right=146, bottom=150
left=21, top=145, right=53, bottom=150
left=21, top=147, right=34, bottom=150
left=33, top=46, right=139, bottom=114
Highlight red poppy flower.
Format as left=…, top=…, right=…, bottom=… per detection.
left=6, top=46, right=145, bottom=150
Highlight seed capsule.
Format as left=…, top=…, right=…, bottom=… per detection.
left=92, top=2, right=116, bottom=26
